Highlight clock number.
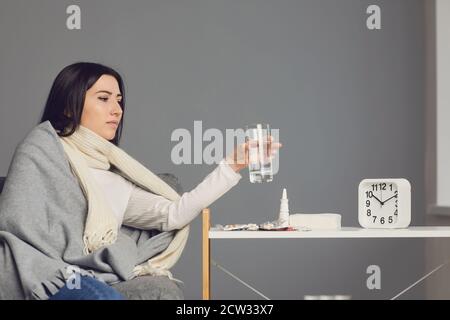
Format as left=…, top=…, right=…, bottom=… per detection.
left=394, top=209, right=398, bottom=216
left=380, top=217, right=385, bottom=224
left=388, top=216, right=393, bottom=223
left=372, top=216, right=377, bottom=223
left=366, top=200, right=370, bottom=207
left=366, top=191, right=373, bottom=198
left=389, top=184, right=393, bottom=191
left=367, top=209, right=371, bottom=217
left=372, top=183, right=386, bottom=191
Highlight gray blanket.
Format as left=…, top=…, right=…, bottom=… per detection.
left=0, top=121, right=176, bottom=300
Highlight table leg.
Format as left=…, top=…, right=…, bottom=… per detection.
left=202, top=208, right=211, bottom=300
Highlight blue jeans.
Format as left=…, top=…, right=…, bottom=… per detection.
left=49, top=275, right=125, bottom=300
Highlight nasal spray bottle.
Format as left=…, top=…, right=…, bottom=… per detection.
left=278, top=188, right=290, bottom=228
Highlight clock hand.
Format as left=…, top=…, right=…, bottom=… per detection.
left=371, top=194, right=383, bottom=205
left=382, top=194, right=398, bottom=205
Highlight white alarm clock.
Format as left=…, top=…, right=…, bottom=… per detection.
left=358, top=179, right=411, bottom=229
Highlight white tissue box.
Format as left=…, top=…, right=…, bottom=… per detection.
left=289, top=213, right=341, bottom=230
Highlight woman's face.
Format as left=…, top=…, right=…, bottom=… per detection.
left=80, top=75, right=123, bottom=140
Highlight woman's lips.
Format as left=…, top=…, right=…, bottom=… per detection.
left=107, top=122, right=118, bottom=127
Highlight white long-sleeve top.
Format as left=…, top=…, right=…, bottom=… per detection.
left=89, top=159, right=242, bottom=232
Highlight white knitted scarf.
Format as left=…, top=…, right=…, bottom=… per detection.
left=58, top=125, right=189, bottom=279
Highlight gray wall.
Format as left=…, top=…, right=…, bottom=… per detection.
left=0, top=0, right=426, bottom=299
left=424, top=0, right=450, bottom=300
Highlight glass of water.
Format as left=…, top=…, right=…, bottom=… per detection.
left=245, top=123, right=273, bottom=183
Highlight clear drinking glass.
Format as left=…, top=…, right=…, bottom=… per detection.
left=245, top=123, right=273, bottom=183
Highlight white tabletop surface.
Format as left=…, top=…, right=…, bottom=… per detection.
left=209, top=226, right=450, bottom=239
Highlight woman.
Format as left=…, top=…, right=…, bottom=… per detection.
left=0, top=62, right=281, bottom=300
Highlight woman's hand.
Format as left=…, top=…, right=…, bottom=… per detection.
left=225, top=136, right=283, bottom=173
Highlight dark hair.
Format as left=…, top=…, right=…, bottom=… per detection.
left=39, top=62, right=126, bottom=146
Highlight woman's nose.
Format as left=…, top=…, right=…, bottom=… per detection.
left=112, top=103, right=122, bottom=115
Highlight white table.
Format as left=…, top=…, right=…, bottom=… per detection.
left=201, top=209, right=450, bottom=299
left=209, top=226, right=450, bottom=239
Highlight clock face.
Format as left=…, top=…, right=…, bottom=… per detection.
left=361, top=181, right=399, bottom=227
left=359, top=178, right=411, bottom=229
